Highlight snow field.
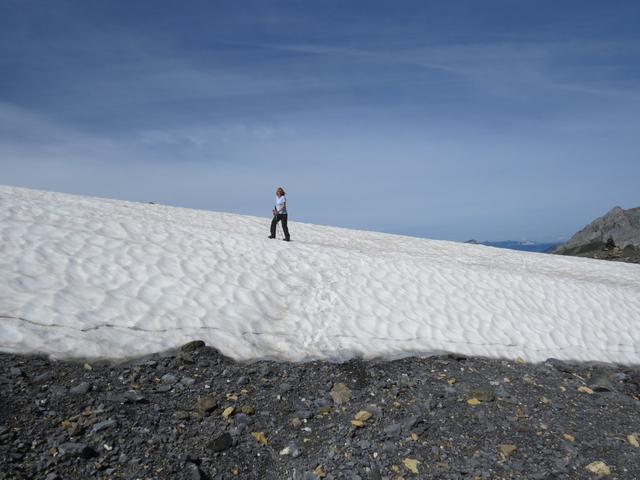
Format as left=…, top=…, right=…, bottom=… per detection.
left=0, top=185, right=639, bottom=363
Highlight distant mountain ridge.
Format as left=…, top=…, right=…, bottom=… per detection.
left=553, top=206, right=640, bottom=263
left=465, top=239, right=561, bottom=253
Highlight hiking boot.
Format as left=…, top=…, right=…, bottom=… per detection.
left=268, top=235, right=275, bottom=239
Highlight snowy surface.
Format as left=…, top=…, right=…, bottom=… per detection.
left=1, top=186, right=639, bottom=363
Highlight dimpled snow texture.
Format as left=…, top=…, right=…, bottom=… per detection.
left=0, top=186, right=639, bottom=363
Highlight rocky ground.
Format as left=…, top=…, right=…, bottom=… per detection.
left=1, top=343, right=639, bottom=480
left=555, top=243, right=640, bottom=264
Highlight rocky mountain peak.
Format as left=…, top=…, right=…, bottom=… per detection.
left=554, top=206, right=640, bottom=256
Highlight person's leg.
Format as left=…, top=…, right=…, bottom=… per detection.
left=269, top=215, right=278, bottom=238
left=281, top=214, right=290, bottom=241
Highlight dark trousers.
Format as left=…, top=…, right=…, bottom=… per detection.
left=271, top=214, right=290, bottom=240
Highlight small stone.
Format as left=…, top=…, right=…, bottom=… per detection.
left=161, top=373, right=178, bottom=384
left=403, top=458, right=420, bottom=474
left=590, top=371, right=614, bottom=392
left=156, top=384, right=172, bottom=392
left=563, top=433, right=575, bottom=442
left=241, top=405, right=255, bottom=415
left=291, top=417, right=302, bottom=429
left=499, top=444, right=517, bottom=459
left=180, top=376, right=196, bottom=386
left=295, top=409, right=313, bottom=420
left=354, top=410, right=372, bottom=422
left=467, top=398, right=481, bottom=406
left=91, top=419, right=117, bottom=434
left=58, top=442, right=97, bottom=459
left=470, top=388, right=495, bottom=402
left=122, top=390, right=146, bottom=403
left=70, top=382, right=91, bottom=395
left=578, top=386, right=594, bottom=395
left=196, top=396, right=217, bottom=414
left=313, top=464, right=327, bottom=478
left=251, top=431, right=268, bottom=446
left=34, top=372, right=53, bottom=383
left=181, top=340, right=206, bottom=352
left=186, top=462, right=202, bottom=480
left=233, top=413, right=253, bottom=426
left=628, top=434, right=639, bottom=448
left=330, top=383, right=352, bottom=405
left=515, top=357, right=526, bottom=364
left=585, top=461, right=611, bottom=477
left=280, top=446, right=291, bottom=456
left=208, top=432, right=233, bottom=452
left=83, top=363, right=93, bottom=371
left=383, top=422, right=402, bottom=436
left=222, top=406, right=235, bottom=420
left=351, top=420, right=365, bottom=428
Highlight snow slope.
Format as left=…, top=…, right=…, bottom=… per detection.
left=1, top=186, right=639, bottom=363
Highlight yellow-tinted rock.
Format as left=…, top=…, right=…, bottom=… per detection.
left=403, top=458, right=420, bottom=474
left=354, top=410, right=372, bottom=422
left=499, top=444, right=517, bottom=459
left=585, top=461, right=610, bottom=477
left=314, top=464, right=327, bottom=478
left=251, top=431, right=268, bottom=446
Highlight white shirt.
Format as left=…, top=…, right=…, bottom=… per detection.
left=275, top=195, right=287, bottom=214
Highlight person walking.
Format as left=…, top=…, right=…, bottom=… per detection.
left=269, top=187, right=290, bottom=241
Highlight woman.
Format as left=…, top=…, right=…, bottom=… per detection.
left=269, top=187, right=290, bottom=241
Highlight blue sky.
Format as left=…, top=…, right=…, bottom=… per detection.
left=1, top=0, right=639, bottom=241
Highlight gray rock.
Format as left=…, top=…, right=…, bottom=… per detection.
left=122, top=390, right=146, bottom=403
left=383, top=422, right=402, bottom=436
left=58, top=442, right=97, bottom=459
left=181, top=376, right=196, bottom=386
left=295, top=409, right=313, bottom=420
left=91, top=418, right=117, bottom=433
left=208, top=432, right=233, bottom=452
left=186, top=462, right=202, bottom=480
left=161, top=373, right=178, bottom=384
left=369, top=466, right=382, bottom=480
left=233, top=413, right=253, bottom=426
left=69, top=382, right=91, bottom=395
left=357, top=439, right=371, bottom=449
left=197, top=396, right=217, bottom=413
left=330, top=382, right=352, bottom=405
left=181, top=340, right=206, bottom=352
left=33, top=371, right=53, bottom=383
left=470, top=388, right=495, bottom=402
left=590, top=370, right=615, bottom=392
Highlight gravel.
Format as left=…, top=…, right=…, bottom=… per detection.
left=1, top=344, right=639, bottom=479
